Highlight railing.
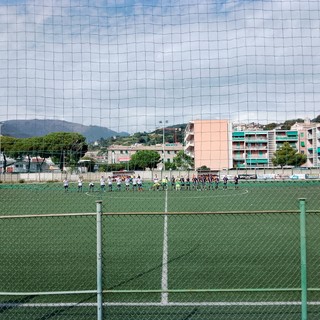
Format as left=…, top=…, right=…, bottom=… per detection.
left=1, top=198, right=320, bottom=319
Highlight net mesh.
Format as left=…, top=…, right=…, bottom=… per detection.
left=1, top=0, right=320, bottom=319
left=0, top=0, right=319, bottom=130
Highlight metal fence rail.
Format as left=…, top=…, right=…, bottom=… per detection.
left=0, top=200, right=319, bottom=319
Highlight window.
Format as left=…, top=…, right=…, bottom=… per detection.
left=301, top=133, right=304, bottom=137
left=301, top=142, right=305, bottom=147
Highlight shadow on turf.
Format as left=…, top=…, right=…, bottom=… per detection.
left=106, top=245, right=199, bottom=290
left=0, top=248, right=199, bottom=319
left=36, top=294, right=96, bottom=320
left=0, top=294, right=97, bottom=320
left=0, top=295, right=36, bottom=314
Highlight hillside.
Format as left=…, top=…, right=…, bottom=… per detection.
left=1, top=119, right=128, bottom=142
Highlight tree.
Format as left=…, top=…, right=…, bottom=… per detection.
left=129, top=150, right=160, bottom=170
left=312, top=114, right=320, bottom=123
left=197, top=165, right=211, bottom=171
left=263, top=123, right=278, bottom=130
left=280, top=119, right=304, bottom=130
left=272, top=142, right=306, bottom=167
left=0, top=136, right=17, bottom=172
left=173, top=150, right=194, bottom=170
left=1, top=133, right=88, bottom=172
left=45, top=132, right=88, bottom=170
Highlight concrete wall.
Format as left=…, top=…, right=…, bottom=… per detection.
left=0, top=168, right=319, bottom=182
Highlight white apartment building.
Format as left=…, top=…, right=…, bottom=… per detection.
left=107, top=143, right=184, bottom=168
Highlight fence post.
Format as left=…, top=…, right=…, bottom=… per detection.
left=299, top=198, right=307, bottom=320
left=96, top=200, right=103, bottom=320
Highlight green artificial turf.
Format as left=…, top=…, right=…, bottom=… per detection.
left=0, top=181, right=320, bottom=319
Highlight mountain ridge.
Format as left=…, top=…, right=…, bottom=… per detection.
left=0, top=119, right=128, bottom=142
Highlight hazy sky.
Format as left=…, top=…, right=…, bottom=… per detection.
left=0, top=0, right=319, bottom=133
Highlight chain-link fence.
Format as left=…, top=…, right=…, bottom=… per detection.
left=1, top=188, right=320, bottom=319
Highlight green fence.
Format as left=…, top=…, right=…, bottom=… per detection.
left=1, top=197, right=320, bottom=319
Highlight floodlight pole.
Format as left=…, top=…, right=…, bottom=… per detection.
left=0, top=122, right=3, bottom=175
left=159, top=120, right=168, bottom=179
left=162, top=124, right=165, bottom=167
left=299, top=198, right=308, bottom=320
left=96, top=200, right=103, bottom=320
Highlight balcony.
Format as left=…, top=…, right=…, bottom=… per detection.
left=245, top=158, right=268, bottom=164
left=233, top=145, right=245, bottom=150
left=184, top=150, right=194, bottom=158
left=276, top=136, right=298, bottom=141
left=184, top=132, right=194, bottom=143
left=185, top=140, right=194, bottom=150
left=245, top=139, right=268, bottom=143
left=245, top=145, right=268, bottom=150
left=233, top=155, right=245, bottom=160
left=232, top=137, right=245, bottom=141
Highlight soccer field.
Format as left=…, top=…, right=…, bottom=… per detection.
left=1, top=180, right=320, bottom=214
left=1, top=181, right=320, bottom=319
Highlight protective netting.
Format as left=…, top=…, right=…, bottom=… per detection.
left=0, top=0, right=319, bottom=128
left=1, top=0, right=320, bottom=319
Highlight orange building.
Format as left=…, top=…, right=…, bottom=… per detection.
left=184, top=120, right=232, bottom=170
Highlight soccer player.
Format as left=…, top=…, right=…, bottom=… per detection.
left=175, top=178, right=181, bottom=191
left=215, top=176, right=219, bottom=190
left=180, top=176, right=185, bottom=190
left=63, top=178, right=69, bottom=192
left=170, top=176, right=176, bottom=190
left=100, top=176, right=106, bottom=192
left=89, top=181, right=94, bottom=192
left=107, top=176, right=113, bottom=191
left=223, top=175, right=228, bottom=190
left=116, top=176, right=122, bottom=191
left=125, top=177, right=130, bottom=191
left=200, top=175, right=206, bottom=190
left=192, top=176, right=198, bottom=190
left=137, top=175, right=143, bottom=191
left=152, top=174, right=160, bottom=191
left=186, top=177, right=191, bottom=190
left=161, top=176, right=168, bottom=191
left=234, top=175, right=239, bottom=189
left=132, top=175, right=137, bottom=191
left=208, top=175, right=214, bottom=190
left=77, top=178, right=83, bottom=192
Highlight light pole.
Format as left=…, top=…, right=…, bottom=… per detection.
left=0, top=122, right=3, bottom=174
left=159, top=120, right=168, bottom=175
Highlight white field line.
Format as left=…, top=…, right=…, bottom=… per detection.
left=161, top=188, right=169, bottom=304
left=85, top=189, right=249, bottom=200
left=1, top=301, right=320, bottom=308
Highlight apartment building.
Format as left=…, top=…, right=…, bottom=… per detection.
left=232, top=130, right=299, bottom=168
left=107, top=143, right=184, bottom=167
left=184, top=119, right=313, bottom=170
left=291, top=119, right=320, bottom=167
left=184, top=120, right=233, bottom=170
left=306, top=124, right=320, bottom=167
